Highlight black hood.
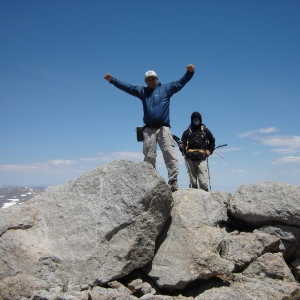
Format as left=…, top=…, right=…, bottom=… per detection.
left=191, top=111, right=202, bottom=125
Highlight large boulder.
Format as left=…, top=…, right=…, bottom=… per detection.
left=145, top=189, right=234, bottom=290
left=220, top=231, right=281, bottom=271
left=228, top=181, right=300, bottom=227
left=0, top=160, right=173, bottom=298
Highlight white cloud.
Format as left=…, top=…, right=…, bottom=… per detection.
left=260, top=135, right=300, bottom=154
left=238, top=129, right=300, bottom=155
left=261, top=135, right=300, bottom=147
left=231, top=169, right=245, bottom=173
left=0, top=151, right=145, bottom=174
left=0, top=164, right=39, bottom=171
left=48, top=160, right=77, bottom=166
left=271, top=148, right=299, bottom=154
left=80, top=151, right=143, bottom=163
left=271, top=156, right=300, bottom=164
left=238, top=127, right=278, bottom=138
left=237, top=130, right=256, bottom=138
left=251, top=151, right=261, bottom=155
left=0, top=159, right=78, bottom=172
left=258, top=127, right=277, bottom=134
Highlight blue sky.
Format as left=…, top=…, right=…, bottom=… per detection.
left=1, top=0, right=299, bottom=193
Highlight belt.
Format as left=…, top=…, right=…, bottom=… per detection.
left=186, top=149, right=206, bottom=154
left=145, top=123, right=170, bottom=128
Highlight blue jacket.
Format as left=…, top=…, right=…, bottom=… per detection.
left=110, top=71, right=194, bottom=125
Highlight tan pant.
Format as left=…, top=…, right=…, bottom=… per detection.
left=143, top=126, right=178, bottom=182
left=185, top=158, right=208, bottom=191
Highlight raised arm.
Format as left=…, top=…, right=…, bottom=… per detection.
left=104, top=73, right=142, bottom=98
left=168, top=64, right=195, bottom=95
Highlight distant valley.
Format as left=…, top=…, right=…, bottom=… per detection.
left=0, top=186, right=46, bottom=209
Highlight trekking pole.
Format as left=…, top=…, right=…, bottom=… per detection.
left=214, top=152, right=224, bottom=159
left=207, top=144, right=227, bottom=191
left=172, top=135, right=182, bottom=146
left=215, top=144, right=227, bottom=149
left=213, top=144, right=228, bottom=159
left=207, top=156, right=211, bottom=192
left=173, top=135, right=185, bottom=156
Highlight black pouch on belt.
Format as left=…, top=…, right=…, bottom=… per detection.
left=136, top=126, right=144, bottom=142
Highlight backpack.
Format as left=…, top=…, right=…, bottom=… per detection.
left=186, top=124, right=207, bottom=149
left=184, top=124, right=208, bottom=159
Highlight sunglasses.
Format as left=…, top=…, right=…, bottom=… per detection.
left=146, top=77, right=157, bottom=81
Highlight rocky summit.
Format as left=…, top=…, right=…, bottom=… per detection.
left=0, top=160, right=300, bottom=300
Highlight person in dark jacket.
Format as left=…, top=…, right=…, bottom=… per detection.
left=104, top=64, right=195, bottom=192
left=180, top=111, right=215, bottom=191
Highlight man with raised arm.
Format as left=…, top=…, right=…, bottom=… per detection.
left=104, top=64, right=195, bottom=192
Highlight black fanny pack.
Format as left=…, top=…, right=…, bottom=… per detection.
left=136, top=127, right=144, bottom=142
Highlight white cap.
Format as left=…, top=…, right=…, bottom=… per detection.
left=145, top=70, right=158, bottom=79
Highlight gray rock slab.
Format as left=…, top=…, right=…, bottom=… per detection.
left=229, top=181, right=300, bottom=227
left=172, top=189, right=231, bottom=227
left=291, top=258, right=300, bottom=278
left=195, top=252, right=300, bottom=300
left=231, top=252, right=300, bottom=299
left=194, top=286, right=249, bottom=300
left=0, top=160, right=173, bottom=297
left=256, top=224, right=300, bottom=246
left=0, top=274, right=49, bottom=300
left=256, top=224, right=300, bottom=261
left=242, top=252, right=295, bottom=281
left=220, top=231, right=280, bottom=271
left=145, top=189, right=234, bottom=291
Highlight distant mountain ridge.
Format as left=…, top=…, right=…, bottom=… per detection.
left=0, top=186, right=46, bottom=209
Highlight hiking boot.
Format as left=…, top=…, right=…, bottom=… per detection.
left=168, top=180, right=178, bottom=192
